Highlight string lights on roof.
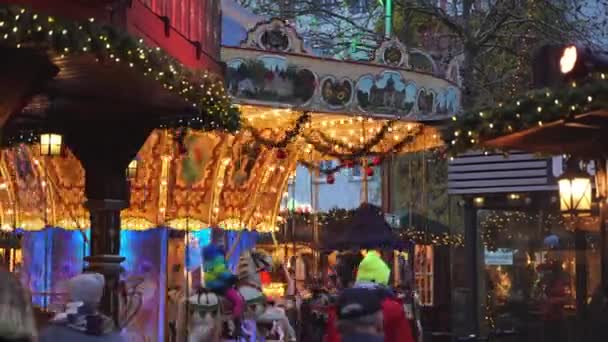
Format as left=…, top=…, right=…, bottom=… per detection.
left=446, top=72, right=608, bottom=155
left=0, top=4, right=240, bottom=144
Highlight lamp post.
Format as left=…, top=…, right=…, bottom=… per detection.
left=558, top=158, right=592, bottom=325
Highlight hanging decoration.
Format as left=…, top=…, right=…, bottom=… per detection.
left=326, top=173, right=335, bottom=184
left=0, top=5, right=240, bottom=138
left=181, top=133, right=211, bottom=185
left=245, top=111, right=310, bottom=148
left=302, top=126, right=422, bottom=159
left=446, top=73, right=608, bottom=155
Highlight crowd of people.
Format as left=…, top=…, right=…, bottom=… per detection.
left=0, top=249, right=416, bottom=342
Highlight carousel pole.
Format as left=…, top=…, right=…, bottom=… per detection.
left=311, top=156, right=320, bottom=278
left=362, top=120, right=369, bottom=204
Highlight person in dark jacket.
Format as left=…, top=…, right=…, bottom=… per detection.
left=336, top=287, right=384, bottom=342
left=326, top=251, right=415, bottom=342
left=39, top=273, right=124, bottom=342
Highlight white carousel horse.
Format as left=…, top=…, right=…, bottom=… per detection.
left=176, top=289, right=223, bottom=342
left=235, top=249, right=296, bottom=342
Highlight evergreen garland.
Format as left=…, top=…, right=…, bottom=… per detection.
left=446, top=73, right=608, bottom=155
left=0, top=5, right=240, bottom=141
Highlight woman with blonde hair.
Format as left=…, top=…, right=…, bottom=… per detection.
left=0, top=268, right=37, bottom=341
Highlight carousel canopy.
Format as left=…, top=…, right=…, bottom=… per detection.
left=0, top=14, right=460, bottom=234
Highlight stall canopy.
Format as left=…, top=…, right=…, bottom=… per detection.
left=484, top=110, right=608, bottom=158
left=322, top=203, right=403, bottom=251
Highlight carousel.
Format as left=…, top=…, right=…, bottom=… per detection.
left=0, top=2, right=461, bottom=341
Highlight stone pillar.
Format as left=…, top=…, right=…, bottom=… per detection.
left=65, top=120, right=151, bottom=324
left=84, top=199, right=127, bottom=325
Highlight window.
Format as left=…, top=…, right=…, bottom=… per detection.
left=414, top=245, right=434, bottom=306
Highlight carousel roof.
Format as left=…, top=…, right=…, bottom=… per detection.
left=0, top=15, right=460, bottom=234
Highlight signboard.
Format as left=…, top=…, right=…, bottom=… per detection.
left=484, top=248, right=513, bottom=266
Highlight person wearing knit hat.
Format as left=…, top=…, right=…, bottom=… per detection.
left=202, top=244, right=244, bottom=318
left=355, top=251, right=391, bottom=286
left=39, top=272, right=124, bottom=342
left=325, top=251, right=415, bottom=342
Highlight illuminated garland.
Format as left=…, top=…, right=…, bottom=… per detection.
left=247, top=112, right=422, bottom=161
left=397, top=229, right=465, bottom=247
left=281, top=208, right=355, bottom=228
left=245, top=112, right=310, bottom=148
left=0, top=5, right=240, bottom=136
left=303, top=126, right=423, bottom=159
left=314, top=120, right=395, bottom=152
left=446, top=74, right=608, bottom=155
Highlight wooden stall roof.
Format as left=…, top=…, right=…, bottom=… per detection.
left=484, top=110, right=608, bottom=158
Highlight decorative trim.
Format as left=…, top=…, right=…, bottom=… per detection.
left=373, top=38, right=410, bottom=68
left=241, top=18, right=307, bottom=54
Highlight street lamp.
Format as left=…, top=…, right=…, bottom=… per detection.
left=558, top=158, right=592, bottom=324
left=126, top=159, right=138, bottom=179
left=39, top=133, right=63, bottom=156
left=558, top=159, right=592, bottom=216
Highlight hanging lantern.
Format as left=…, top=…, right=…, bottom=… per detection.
left=558, top=159, right=592, bottom=216
left=126, top=159, right=138, bottom=179
left=372, top=156, right=383, bottom=166
left=327, top=173, right=335, bottom=184
left=365, top=167, right=375, bottom=177
left=276, top=149, right=287, bottom=160
left=39, top=133, right=63, bottom=156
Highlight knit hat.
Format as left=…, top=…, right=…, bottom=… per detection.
left=355, top=251, right=390, bottom=286
left=337, top=288, right=382, bottom=320
left=202, top=245, right=237, bottom=292
left=67, top=273, right=105, bottom=305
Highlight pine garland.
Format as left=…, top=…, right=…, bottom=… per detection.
left=0, top=5, right=240, bottom=138
left=245, top=111, right=310, bottom=148
left=446, top=73, right=608, bottom=155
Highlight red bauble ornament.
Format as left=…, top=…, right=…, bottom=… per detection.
left=342, top=160, right=353, bottom=168
left=276, top=149, right=287, bottom=159
left=372, top=156, right=383, bottom=166
left=365, top=167, right=375, bottom=177
left=326, top=174, right=335, bottom=184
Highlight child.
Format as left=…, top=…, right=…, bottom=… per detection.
left=202, top=245, right=244, bottom=318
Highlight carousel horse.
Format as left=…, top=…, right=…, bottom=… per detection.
left=235, top=249, right=296, bottom=341
left=176, top=288, right=223, bottom=342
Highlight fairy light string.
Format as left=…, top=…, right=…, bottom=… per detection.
left=447, top=73, right=608, bottom=155
left=0, top=5, right=240, bottom=143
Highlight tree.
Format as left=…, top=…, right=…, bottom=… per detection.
left=237, top=0, right=384, bottom=58
left=389, top=0, right=608, bottom=109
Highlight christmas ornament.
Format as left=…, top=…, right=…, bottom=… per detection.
left=327, top=173, right=335, bottom=184
left=366, top=167, right=375, bottom=177
left=372, top=156, right=383, bottom=166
